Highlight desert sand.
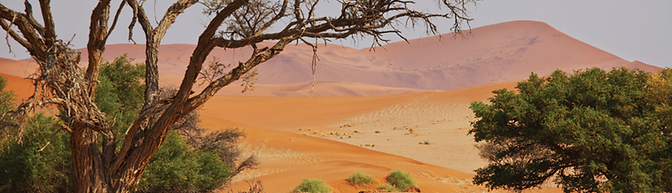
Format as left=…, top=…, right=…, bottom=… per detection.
left=1, top=71, right=562, bottom=192
left=199, top=80, right=565, bottom=192
left=0, top=72, right=33, bottom=103
left=1, top=20, right=660, bottom=192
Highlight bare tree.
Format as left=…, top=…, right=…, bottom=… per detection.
left=0, top=0, right=475, bottom=192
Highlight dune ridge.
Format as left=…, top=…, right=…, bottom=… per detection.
left=5, top=20, right=659, bottom=97
left=217, top=81, right=428, bottom=97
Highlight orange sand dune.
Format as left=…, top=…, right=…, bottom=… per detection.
left=0, top=73, right=34, bottom=103
left=0, top=73, right=60, bottom=116
left=4, top=20, right=653, bottom=95
left=0, top=58, right=38, bottom=77
left=200, top=81, right=562, bottom=192
left=217, top=81, right=427, bottom=97
left=366, top=20, right=659, bottom=89
left=212, top=123, right=479, bottom=192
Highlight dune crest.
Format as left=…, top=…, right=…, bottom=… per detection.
left=4, top=20, right=659, bottom=97
left=217, top=81, right=427, bottom=97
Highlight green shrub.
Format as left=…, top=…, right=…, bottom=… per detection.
left=346, top=172, right=377, bottom=188
left=386, top=169, right=416, bottom=191
left=0, top=77, right=73, bottom=192
left=292, top=178, right=330, bottom=193
left=98, top=56, right=237, bottom=192
left=377, top=183, right=397, bottom=192
left=0, top=114, right=73, bottom=193
left=135, top=130, right=232, bottom=192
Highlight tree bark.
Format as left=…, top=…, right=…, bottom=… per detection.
left=70, top=124, right=108, bottom=193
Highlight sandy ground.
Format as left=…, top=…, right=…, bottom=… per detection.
left=197, top=81, right=565, bottom=192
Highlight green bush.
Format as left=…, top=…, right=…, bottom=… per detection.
left=135, top=130, right=232, bottom=193
left=386, top=169, right=416, bottom=191
left=97, top=56, right=237, bottom=192
left=377, top=183, right=397, bottom=192
left=0, top=76, right=73, bottom=193
left=346, top=172, right=377, bottom=188
left=0, top=114, right=72, bottom=193
left=292, top=178, right=330, bottom=193
left=470, top=68, right=672, bottom=191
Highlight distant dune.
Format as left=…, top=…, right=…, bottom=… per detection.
left=217, top=81, right=427, bottom=97
left=0, top=73, right=33, bottom=103
left=0, top=58, right=37, bottom=77
left=2, top=20, right=659, bottom=97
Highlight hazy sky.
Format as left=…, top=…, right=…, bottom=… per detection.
left=1, top=0, right=671, bottom=67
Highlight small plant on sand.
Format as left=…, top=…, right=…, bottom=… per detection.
left=378, top=183, right=397, bottom=192
left=346, top=172, right=378, bottom=188
left=292, top=178, right=330, bottom=193
left=386, top=169, right=416, bottom=191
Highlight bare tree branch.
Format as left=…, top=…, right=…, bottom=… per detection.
left=23, top=0, right=45, bottom=37
left=37, top=0, right=55, bottom=47
left=0, top=3, right=46, bottom=58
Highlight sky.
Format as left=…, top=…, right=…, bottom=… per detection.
left=1, top=0, right=671, bottom=68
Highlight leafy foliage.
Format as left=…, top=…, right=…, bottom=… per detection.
left=470, top=67, right=672, bottom=192
left=292, top=178, right=331, bottom=193
left=94, top=54, right=145, bottom=135
left=386, top=169, right=416, bottom=191
left=135, top=130, right=232, bottom=193
left=0, top=76, right=71, bottom=192
left=346, top=171, right=377, bottom=188
left=95, top=56, right=244, bottom=192
left=0, top=114, right=72, bottom=193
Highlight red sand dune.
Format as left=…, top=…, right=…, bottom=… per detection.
left=8, top=20, right=659, bottom=96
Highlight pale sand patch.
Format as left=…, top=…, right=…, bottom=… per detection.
left=325, top=98, right=485, bottom=173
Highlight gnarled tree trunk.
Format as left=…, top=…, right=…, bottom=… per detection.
left=1, top=0, right=474, bottom=192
